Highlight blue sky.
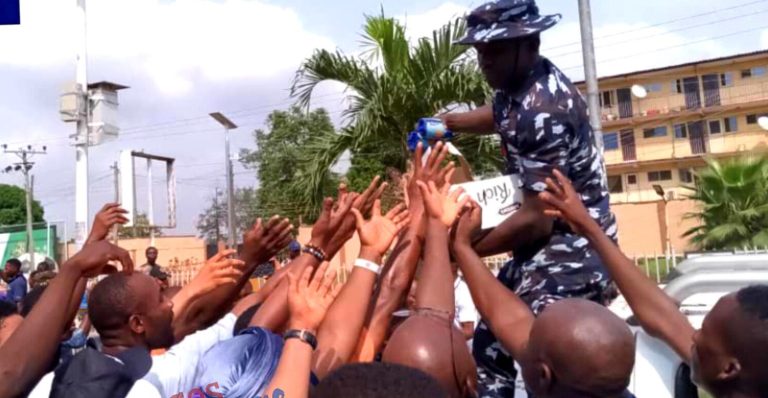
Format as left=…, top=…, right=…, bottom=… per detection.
left=1, top=0, right=767, bottom=237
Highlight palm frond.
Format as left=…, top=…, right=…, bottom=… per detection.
left=360, top=15, right=410, bottom=75
left=291, top=50, right=377, bottom=109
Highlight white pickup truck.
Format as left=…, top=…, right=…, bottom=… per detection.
left=513, top=252, right=768, bottom=398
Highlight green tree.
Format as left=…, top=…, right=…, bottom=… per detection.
left=0, top=184, right=44, bottom=226
left=291, top=14, right=502, bottom=209
left=239, top=107, right=340, bottom=224
left=118, top=213, right=163, bottom=239
left=197, top=187, right=274, bottom=244
left=683, top=156, right=768, bottom=250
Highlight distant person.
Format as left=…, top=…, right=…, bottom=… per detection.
left=3, top=258, right=27, bottom=309
left=30, top=261, right=57, bottom=289
left=141, top=247, right=163, bottom=276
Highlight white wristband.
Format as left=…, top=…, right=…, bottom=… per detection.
left=354, top=258, right=381, bottom=275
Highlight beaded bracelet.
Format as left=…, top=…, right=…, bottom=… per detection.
left=303, top=244, right=326, bottom=262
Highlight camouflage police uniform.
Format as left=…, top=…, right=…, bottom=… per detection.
left=457, top=1, right=618, bottom=396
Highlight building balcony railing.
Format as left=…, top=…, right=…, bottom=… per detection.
left=600, top=80, right=768, bottom=125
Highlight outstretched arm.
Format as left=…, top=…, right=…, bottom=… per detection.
left=312, top=200, right=409, bottom=378
left=539, top=170, right=695, bottom=362
left=440, top=104, right=495, bottom=135
left=352, top=142, right=454, bottom=361
left=453, top=203, right=533, bottom=358
left=0, top=241, right=133, bottom=398
left=262, top=260, right=340, bottom=398
left=415, top=176, right=469, bottom=313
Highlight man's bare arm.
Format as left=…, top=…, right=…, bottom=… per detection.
left=540, top=170, right=695, bottom=362
left=472, top=190, right=553, bottom=257
left=441, top=104, right=495, bottom=135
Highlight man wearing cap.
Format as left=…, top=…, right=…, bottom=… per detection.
left=442, top=1, right=617, bottom=396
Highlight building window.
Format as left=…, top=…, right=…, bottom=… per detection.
left=708, top=120, right=722, bottom=134
left=747, top=114, right=758, bottom=124
left=646, top=83, right=663, bottom=93
left=600, top=91, right=613, bottom=108
left=627, top=174, right=637, bottom=185
left=604, top=132, right=619, bottom=151
left=723, top=116, right=738, bottom=132
left=674, top=123, right=688, bottom=138
left=720, top=73, right=733, bottom=87
left=643, top=126, right=668, bottom=138
left=673, top=79, right=683, bottom=94
left=679, top=169, right=694, bottom=184
left=741, top=67, right=767, bottom=79
left=607, top=175, right=623, bottom=194
left=648, top=170, right=673, bottom=182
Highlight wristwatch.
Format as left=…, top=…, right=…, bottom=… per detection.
left=284, top=329, right=318, bottom=350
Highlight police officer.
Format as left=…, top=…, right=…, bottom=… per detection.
left=442, top=1, right=618, bottom=396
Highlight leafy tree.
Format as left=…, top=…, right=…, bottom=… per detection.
left=239, top=107, right=340, bottom=224
left=0, top=184, right=44, bottom=226
left=291, top=14, right=502, bottom=208
left=118, top=212, right=163, bottom=239
left=683, top=156, right=768, bottom=250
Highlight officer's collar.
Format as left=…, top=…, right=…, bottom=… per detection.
left=503, top=56, right=548, bottom=103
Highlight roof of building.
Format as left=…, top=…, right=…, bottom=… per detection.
left=573, top=49, right=768, bottom=85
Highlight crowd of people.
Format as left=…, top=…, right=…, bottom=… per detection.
left=1, top=0, right=767, bottom=397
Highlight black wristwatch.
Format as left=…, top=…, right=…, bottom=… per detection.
left=284, top=329, right=318, bottom=350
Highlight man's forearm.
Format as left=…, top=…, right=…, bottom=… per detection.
left=249, top=254, right=321, bottom=332
left=582, top=222, right=695, bottom=362
left=0, top=267, right=82, bottom=397
left=473, top=204, right=551, bottom=257
left=354, top=225, right=424, bottom=362
left=444, top=105, right=495, bottom=135
left=313, top=249, right=380, bottom=377
left=263, top=339, right=313, bottom=398
left=454, top=242, right=532, bottom=358
left=415, top=219, right=454, bottom=312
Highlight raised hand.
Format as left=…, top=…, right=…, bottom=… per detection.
left=538, top=169, right=595, bottom=236
left=65, top=240, right=134, bottom=277
left=241, top=216, right=294, bottom=265
left=416, top=173, right=469, bottom=227
left=405, top=142, right=455, bottom=208
left=187, top=249, right=245, bottom=297
left=352, top=200, right=410, bottom=256
left=287, top=261, right=340, bottom=332
left=310, top=187, right=358, bottom=254
left=86, top=203, right=129, bottom=244
left=455, top=201, right=482, bottom=245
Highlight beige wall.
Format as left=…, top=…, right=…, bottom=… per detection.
left=611, top=199, right=699, bottom=257
left=63, top=235, right=207, bottom=268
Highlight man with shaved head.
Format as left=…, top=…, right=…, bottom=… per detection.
left=453, top=203, right=636, bottom=398
left=522, top=299, right=635, bottom=398
left=540, top=169, right=768, bottom=397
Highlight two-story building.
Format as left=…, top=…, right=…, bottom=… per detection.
left=576, top=50, right=768, bottom=255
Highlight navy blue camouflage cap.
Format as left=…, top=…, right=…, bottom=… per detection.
left=456, top=0, right=561, bottom=45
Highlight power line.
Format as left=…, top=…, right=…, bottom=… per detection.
left=543, top=0, right=768, bottom=51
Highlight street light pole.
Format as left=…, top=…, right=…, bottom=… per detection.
left=578, top=0, right=604, bottom=151
left=209, top=112, right=238, bottom=249
left=74, top=0, right=90, bottom=251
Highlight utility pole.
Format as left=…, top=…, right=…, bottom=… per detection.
left=74, top=0, right=90, bottom=250
left=578, top=0, right=604, bottom=151
left=209, top=113, right=238, bottom=249
left=2, top=144, right=48, bottom=269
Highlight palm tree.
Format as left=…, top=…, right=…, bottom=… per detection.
left=290, top=13, right=502, bottom=210
left=683, top=156, right=768, bottom=250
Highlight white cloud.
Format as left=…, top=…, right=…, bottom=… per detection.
left=398, top=2, right=469, bottom=43
left=761, top=30, right=768, bottom=49
left=0, top=0, right=335, bottom=95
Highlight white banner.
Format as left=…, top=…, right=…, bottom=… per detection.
left=454, top=175, right=523, bottom=229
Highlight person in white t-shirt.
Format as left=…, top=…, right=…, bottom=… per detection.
left=452, top=262, right=478, bottom=341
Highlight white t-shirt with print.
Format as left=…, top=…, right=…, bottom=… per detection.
left=142, top=313, right=237, bottom=398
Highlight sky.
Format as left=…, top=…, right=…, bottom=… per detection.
left=1, top=0, right=768, bottom=238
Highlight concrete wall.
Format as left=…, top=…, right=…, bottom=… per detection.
left=611, top=199, right=699, bottom=257
left=64, top=235, right=207, bottom=268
